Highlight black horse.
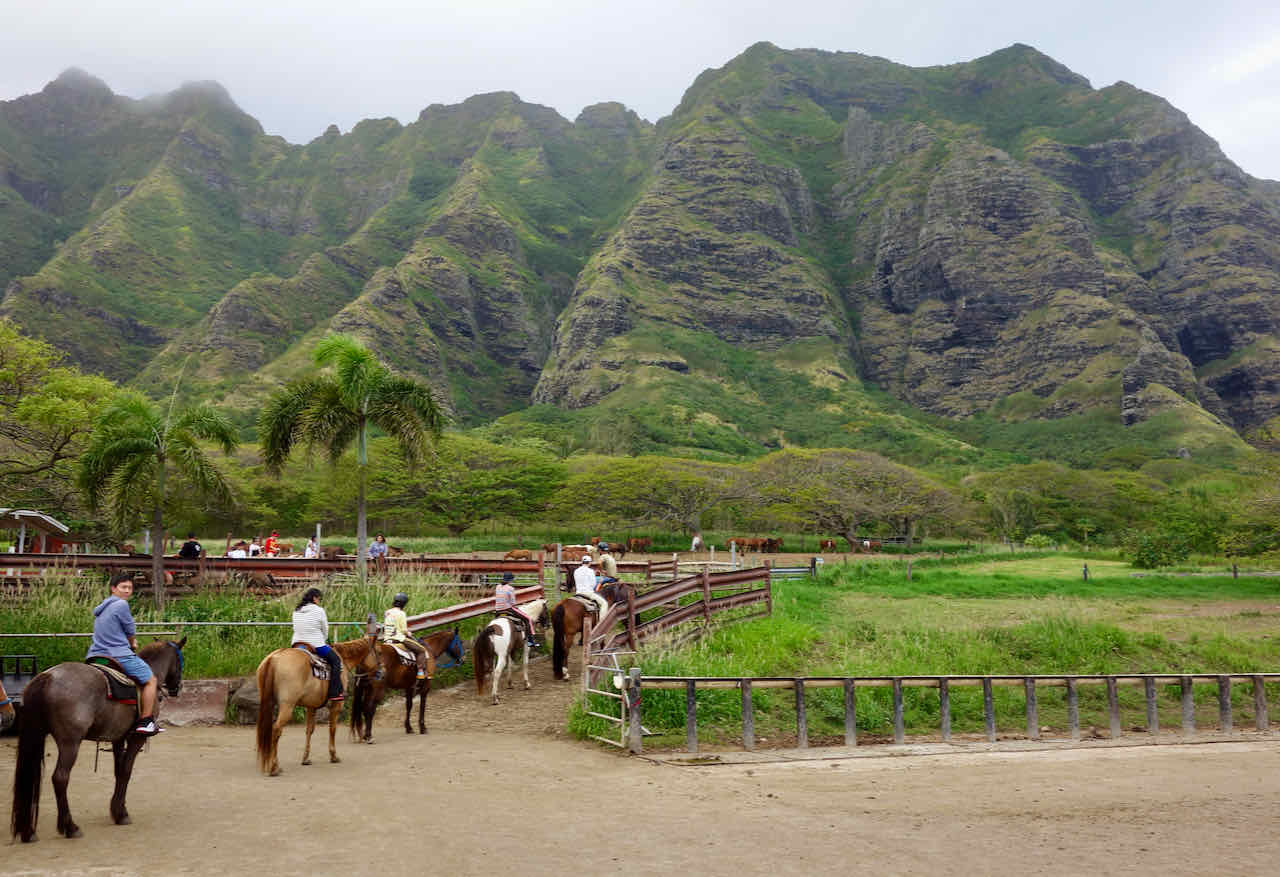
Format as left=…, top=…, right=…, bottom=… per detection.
left=10, top=638, right=186, bottom=842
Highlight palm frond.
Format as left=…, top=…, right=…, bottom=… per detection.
left=169, top=431, right=235, bottom=508
left=174, top=405, right=238, bottom=455
left=314, top=334, right=384, bottom=409
left=259, top=377, right=332, bottom=474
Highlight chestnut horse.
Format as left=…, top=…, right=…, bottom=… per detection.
left=350, top=628, right=466, bottom=741
left=254, top=636, right=380, bottom=776
left=473, top=599, right=549, bottom=704
left=551, top=584, right=631, bottom=681
left=11, top=639, right=187, bottom=843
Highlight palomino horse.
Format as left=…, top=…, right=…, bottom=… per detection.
left=10, top=638, right=187, bottom=842
left=551, top=584, right=631, bottom=681
left=350, top=628, right=466, bottom=741
left=254, top=636, right=380, bottom=776
left=473, top=599, right=549, bottom=704
left=0, top=679, right=15, bottom=731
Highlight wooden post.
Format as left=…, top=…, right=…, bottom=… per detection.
left=701, top=566, right=711, bottom=623
left=686, top=679, right=698, bottom=753
left=892, top=678, right=904, bottom=744
left=983, top=678, right=996, bottom=742
left=939, top=678, right=951, bottom=741
left=906, top=558, right=912, bottom=582
left=627, top=594, right=637, bottom=651
left=581, top=616, right=592, bottom=695
left=627, top=668, right=643, bottom=754
left=1025, top=678, right=1039, bottom=740
left=1254, top=675, right=1269, bottom=731
left=1218, top=675, right=1233, bottom=733
left=672, top=553, right=679, bottom=585
left=843, top=679, right=857, bottom=747
left=1181, top=676, right=1195, bottom=735
left=1067, top=678, right=1080, bottom=741
left=1107, top=677, right=1121, bottom=738
left=741, top=679, right=755, bottom=751
left=538, top=551, right=545, bottom=592
left=795, top=679, right=808, bottom=748
left=1144, top=677, right=1159, bottom=735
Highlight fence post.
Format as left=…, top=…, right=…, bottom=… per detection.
left=892, top=678, right=904, bottom=744
left=795, top=679, right=808, bottom=748
left=538, top=551, right=545, bottom=592
left=741, top=679, right=755, bottom=751
left=1025, top=678, right=1039, bottom=740
left=1254, top=675, right=1269, bottom=731
left=686, top=679, right=698, bottom=753
left=1181, top=676, right=1195, bottom=735
left=581, top=616, right=592, bottom=695
left=1106, top=677, right=1121, bottom=738
left=627, top=668, right=643, bottom=754
left=906, top=558, right=912, bottom=582
left=843, top=679, right=857, bottom=746
left=939, top=678, right=951, bottom=741
left=1145, top=677, right=1159, bottom=735
left=1082, top=563, right=1089, bottom=581
left=730, top=541, right=736, bottom=569
left=701, top=567, right=711, bottom=623
left=1218, top=675, right=1233, bottom=733
left=1067, top=678, right=1080, bottom=741
left=672, top=553, right=679, bottom=585
left=983, top=678, right=996, bottom=742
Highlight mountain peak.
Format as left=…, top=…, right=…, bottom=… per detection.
left=45, top=68, right=113, bottom=99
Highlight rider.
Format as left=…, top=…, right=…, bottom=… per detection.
left=382, top=592, right=429, bottom=680
left=574, top=555, right=609, bottom=616
left=292, top=588, right=343, bottom=702
left=87, top=572, right=162, bottom=736
left=494, top=572, right=540, bottom=649
left=598, top=543, right=619, bottom=585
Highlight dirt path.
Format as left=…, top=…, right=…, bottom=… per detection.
left=7, top=658, right=1280, bottom=877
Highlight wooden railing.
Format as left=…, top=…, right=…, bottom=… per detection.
left=620, top=671, right=1280, bottom=754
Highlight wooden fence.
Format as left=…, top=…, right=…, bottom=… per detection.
left=620, top=671, right=1280, bottom=754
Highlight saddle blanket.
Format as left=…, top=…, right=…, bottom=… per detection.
left=291, top=644, right=330, bottom=680
left=568, top=595, right=600, bottom=613
left=86, top=659, right=139, bottom=704
left=387, top=643, right=416, bottom=665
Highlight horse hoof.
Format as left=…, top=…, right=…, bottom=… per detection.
left=301, top=758, right=311, bottom=766
left=64, top=825, right=82, bottom=839
left=330, top=755, right=341, bottom=763
left=269, top=768, right=282, bottom=777
left=418, top=728, right=427, bottom=735
left=365, top=738, right=375, bottom=745
left=115, top=814, right=131, bottom=825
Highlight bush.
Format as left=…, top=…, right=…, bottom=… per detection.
left=1125, top=531, right=1191, bottom=568
left=1024, top=534, right=1056, bottom=549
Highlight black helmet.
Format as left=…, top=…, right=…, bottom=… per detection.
left=393, top=592, right=409, bottom=608
left=599, top=541, right=610, bottom=552
left=501, top=572, right=514, bottom=583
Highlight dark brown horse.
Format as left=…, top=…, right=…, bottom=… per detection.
left=349, top=628, right=466, bottom=741
left=551, top=585, right=631, bottom=681
left=254, top=636, right=380, bottom=776
left=10, top=638, right=187, bottom=842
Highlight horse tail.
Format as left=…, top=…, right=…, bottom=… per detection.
left=552, top=603, right=567, bottom=680
left=11, top=673, right=50, bottom=842
left=473, top=628, right=494, bottom=694
left=255, top=656, right=278, bottom=774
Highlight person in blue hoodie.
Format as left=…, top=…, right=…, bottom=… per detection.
left=87, top=572, right=161, bottom=735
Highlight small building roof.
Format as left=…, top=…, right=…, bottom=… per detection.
left=0, top=509, right=71, bottom=535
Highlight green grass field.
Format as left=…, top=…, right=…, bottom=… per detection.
left=572, top=553, right=1280, bottom=747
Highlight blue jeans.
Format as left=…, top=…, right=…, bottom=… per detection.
left=315, top=645, right=343, bottom=698
left=102, top=652, right=154, bottom=684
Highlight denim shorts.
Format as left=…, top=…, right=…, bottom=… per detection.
left=113, top=653, right=154, bottom=684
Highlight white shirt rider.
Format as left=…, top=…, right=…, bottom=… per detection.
left=573, top=556, right=609, bottom=615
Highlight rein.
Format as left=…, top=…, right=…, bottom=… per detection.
left=433, top=635, right=464, bottom=670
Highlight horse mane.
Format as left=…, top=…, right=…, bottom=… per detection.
left=420, top=628, right=456, bottom=650
left=136, top=640, right=167, bottom=659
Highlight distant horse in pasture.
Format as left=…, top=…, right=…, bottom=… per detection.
left=10, top=639, right=186, bottom=842
left=254, top=636, right=380, bottom=776
left=350, top=628, right=465, bottom=741
left=551, top=584, right=632, bottom=681
left=473, top=600, right=549, bottom=704
left=503, top=549, right=533, bottom=561
left=819, top=539, right=837, bottom=551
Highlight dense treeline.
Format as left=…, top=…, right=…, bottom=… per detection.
left=4, top=318, right=1279, bottom=567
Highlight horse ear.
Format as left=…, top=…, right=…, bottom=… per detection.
left=176, top=636, right=187, bottom=649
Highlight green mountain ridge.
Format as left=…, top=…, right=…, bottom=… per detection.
left=2, top=44, right=1277, bottom=464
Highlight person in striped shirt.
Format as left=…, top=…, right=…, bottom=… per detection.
left=494, top=573, right=540, bottom=649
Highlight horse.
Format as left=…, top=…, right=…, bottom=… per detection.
left=254, top=635, right=380, bottom=776
left=473, top=599, right=549, bottom=704
left=626, top=537, right=652, bottom=553
left=349, top=628, right=466, bottom=741
left=551, top=584, right=632, bottom=681
left=819, top=539, right=837, bottom=551
left=0, top=679, right=15, bottom=731
left=503, top=549, right=533, bottom=561
left=10, top=638, right=187, bottom=843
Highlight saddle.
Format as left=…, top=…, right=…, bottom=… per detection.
left=568, top=594, right=601, bottom=616
left=85, top=658, right=140, bottom=704
left=290, top=643, right=330, bottom=680
left=384, top=641, right=417, bottom=667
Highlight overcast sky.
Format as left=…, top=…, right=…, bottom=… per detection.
left=4, top=0, right=1280, bottom=179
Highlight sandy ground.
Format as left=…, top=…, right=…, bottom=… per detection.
left=7, top=644, right=1280, bottom=876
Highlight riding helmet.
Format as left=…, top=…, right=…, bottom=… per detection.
left=393, top=592, right=409, bottom=608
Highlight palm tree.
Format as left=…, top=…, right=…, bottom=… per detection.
left=258, top=334, right=445, bottom=583
left=77, top=391, right=238, bottom=609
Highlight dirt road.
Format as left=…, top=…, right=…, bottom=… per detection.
left=6, top=644, right=1280, bottom=877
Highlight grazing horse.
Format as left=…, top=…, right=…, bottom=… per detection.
left=0, top=679, right=15, bottom=731
left=350, top=628, right=466, bottom=741
left=473, top=599, right=549, bottom=704
left=503, top=549, right=533, bottom=561
left=10, top=638, right=187, bottom=843
left=254, top=636, right=380, bottom=776
left=819, top=539, right=837, bottom=551
left=551, top=584, right=632, bottom=681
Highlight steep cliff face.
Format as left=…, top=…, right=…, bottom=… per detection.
left=2, top=46, right=1278, bottom=453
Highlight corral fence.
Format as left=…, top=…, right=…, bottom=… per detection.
left=619, top=671, right=1280, bottom=754
left=579, top=565, right=773, bottom=747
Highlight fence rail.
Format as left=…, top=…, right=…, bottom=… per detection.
left=621, top=671, right=1280, bottom=754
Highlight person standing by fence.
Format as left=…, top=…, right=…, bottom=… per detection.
left=369, top=533, right=390, bottom=582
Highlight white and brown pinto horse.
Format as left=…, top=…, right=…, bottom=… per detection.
left=473, top=599, right=548, bottom=705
